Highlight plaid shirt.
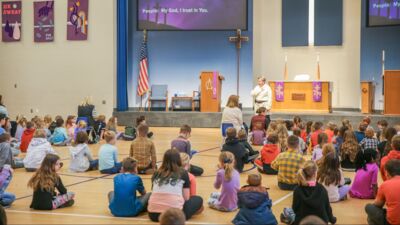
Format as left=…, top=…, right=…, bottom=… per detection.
left=359, top=137, right=379, bottom=151
left=130, top=137, right=157, bottom=168
left=271, top=148, right=305, bottom=185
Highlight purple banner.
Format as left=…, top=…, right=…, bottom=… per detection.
left=34, top=1, right=54, bottom=42
left=137, top=0, right=247, bottom=30
left=212, top=71, right=217, bottom=99
left=275, top=82, right=284, bottom=102
left=2, top=1, right=22, bottom=42
left=67, top=0, right=89, bottom=40
left=312, top=81, right=322, bottom=102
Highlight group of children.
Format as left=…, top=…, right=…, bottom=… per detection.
left=1, top=110, right=400, bottom=225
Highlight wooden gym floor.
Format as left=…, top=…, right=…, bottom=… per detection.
left=7, top=127, right=372, bottom=224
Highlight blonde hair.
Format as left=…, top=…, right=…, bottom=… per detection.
left=298, top=160, right=317, bottom=186
left=365, top=128, right=375, bottom=138
left=266, top=121, right=278, bottom=136
left=247, top=173, right=262, bottom=186
left=77, top=120, right=87, bottom=128
left=104, top=130, right=116, bottom=143
left=322, top=144, right=335, bottom=157
left=97, top=115, right=106, bottom=122
left=179, top=152, right=190, bottom=168
left=226, top=95, right=239, bottom=108
left=237, top=129, right=247, bottom=140
left=219, top=151, right=235, bottom=181
left=43, top=115, right=52, bottom=125
left=16, top=115, right=27, bottom=126
left=34, top=129, right=47, bottom=138
left=276, top=123, right=288, bottom=151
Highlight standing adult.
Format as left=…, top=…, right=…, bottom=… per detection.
left=221, top=95, right=243, bottom=133
left=77, top=97, right=97, bottom=127
left=0, top=95, right=8, bottom=117
left=251, top=76, right=272, bottom=129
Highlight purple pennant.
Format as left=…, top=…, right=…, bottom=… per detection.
left=212, top=71, right=217, bottom=99
left=34, top=1, right=54, bottom=42
left=275, top=82, right=284, bottom=102
left=312, top=81, right=322, bottom=102
left=2, top=1, right=22, bottom=42
left=67, top=0, right=89, bottom=41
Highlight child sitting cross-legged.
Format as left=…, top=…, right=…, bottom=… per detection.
left=208, top=151, right=240, bottom=212
left=280, top=160, right=336, bottom=225
left=69, top=131, right=98, bottom=172
left=99, top=131, right=122, bottom=174
left=222, top=127, right=249, bottom=173
left=108, top=157, right=150, bottom=217
left=349, top=148, right=378, bottom=199
left=232, top=174, right=277, bottom=225
left=23, top=129, right=57, bottom=172
left=180, top=153, right=197, bottom=196
left=237, top=129, right=259, bottom=162
left=255, top=133, right=280, bottom=175
left=28, top=154, right=75, bottom=210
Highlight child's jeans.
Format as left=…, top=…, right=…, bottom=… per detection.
left=0, top=192, right=16, bottom=207
left=88, top=160, right=99, bottom=171
left=100, top=162, right=122, bottom=174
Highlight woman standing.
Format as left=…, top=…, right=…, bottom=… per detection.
left=147, top=149, right=203, bottom=222
left=251, top=76, right=272, bottom=128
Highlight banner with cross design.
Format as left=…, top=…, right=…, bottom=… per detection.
left=312, top=81, right=322, bottom=102
left=275, top=81, right=284, bottom=102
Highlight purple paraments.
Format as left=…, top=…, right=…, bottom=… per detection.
left=137, top=0, right=247, bottom=30
left=275, top=82, right=284, bottom=102
left=312, top=82, right=322, bottom=102
left=369, top=0, right=400, bottom=26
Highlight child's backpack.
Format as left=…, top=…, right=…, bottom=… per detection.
left=88, top=127, right=99, bottom=144
left=252, top=130, right=265, bottom=146
left=122, top=126, right=136, bottom=141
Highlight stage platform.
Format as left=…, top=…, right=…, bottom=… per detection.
left=114, top=110, right=400, bottom=128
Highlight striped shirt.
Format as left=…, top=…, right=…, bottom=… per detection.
left=271, top=148, right=305, bottom=185
left=130, top=137, right=156, bottom=168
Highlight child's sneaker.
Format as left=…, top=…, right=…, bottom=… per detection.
left=280, top=207, right=295, bottom=224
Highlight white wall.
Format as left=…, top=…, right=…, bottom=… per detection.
left=253, top=0, right=361, bottom=109
left=0, top=0, right=116, bottom=120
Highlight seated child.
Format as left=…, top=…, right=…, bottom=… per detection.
left=312, top=132, right=328, bottom=161
left=0, top=133, right=24, bottom=168
left=310, top=122, right=324, bottom=148
left=0, top=165, right=16, bottom=207
left=249, top=107, right=267, bottom=146
left=350, top=149, right=378, bottom=199
left=20, top=121, right=36, bottom=152
left=272, top=135, right=305, bottom=190
left=232, top=174, right=277, bottom=225
left=208, top=152, right=240, bottom=212
left=108, top=157, right=150, bottom=217
left=222, top=127, right=249, bottom=173
left=317, top=152, right=350, bottom=202
left=69, top=131, right=98, bottom=172
left=180, top=153, right=196, bottom=196
left=360, top=128, right=378, bottom=151
left=99, top=131, right=122, bottom=174
left=324, top=122, right=336, bottom=143
left=130, top=124, right=157, bottom=174
left=316, top=144, right=336, bottom=168
left=93, top=115, right=106, bottom=141
left=354, top=122, right=367, bottom=143
left=293, top=128, right=306, bottom=154
left=106, top=116, right=123, bottom=139
left=28, top=154, right=75, bottom=210
left=255, top=133, right=280, bottom=175
left=65, top=116, right=76, bottom=141
left=365, top=159, right=400, bottom=225
left=48, top=115, right=62, bottom=135
left=380, top=135, right=400, bottom=181
left=237, top=129, right=259, bottom=162
left=14, top=115, right=26, bottom=142
left=23, top=129, right=57, bottom=172
left=74, top=120, right=87, bottom=141
left=49, top=118, right=69, bottom=146
left=285, top=120, right=295, bottom=136
left=136, top=115, right=153, bottom=138
left=281, top=160, right=336, bottom=225
left=160, top=208, right=186, bottom=225
left=171, top=125, right=203, bottom=176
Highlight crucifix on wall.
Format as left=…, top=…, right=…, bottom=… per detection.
left=229, top=29, right=249, bottom=96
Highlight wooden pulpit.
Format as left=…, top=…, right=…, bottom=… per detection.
left=384, top=70, right=400, bottom=115
left=200, top=71, right=224, bottom=112
left=361, top=81, right=374, bottom=114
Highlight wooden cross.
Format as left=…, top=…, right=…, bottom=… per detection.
left=229, top=29, right=249, bottom=96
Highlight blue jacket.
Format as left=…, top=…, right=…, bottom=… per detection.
left=232, top=189, right=277, bottom=225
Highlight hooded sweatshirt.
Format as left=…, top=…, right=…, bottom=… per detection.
left=232, top=186, right=277, bottom=225
left=0, top=142, right=13, bottom=168
left=259, top=144, right=280, bottom=165
left=222, top=138, right=248, bottom=173
left=23, top=138, right=56, bottom=169
left=69, top=143, right=94, bottom=172
left=380, top=150, right=400, bottom=181
left=292, top=183, right=336, bottom=225
left=20, top=128, right=35, bottom=152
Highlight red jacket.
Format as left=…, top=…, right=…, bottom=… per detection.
left=259, top=144, right=280, bottom=164
left=324, top=130, right=334, bottom=143
left=311, top=130, right=323, bottom=148
left=380, top=150, right=400, bottom=181
left=20, top=128, right=35, bottom=152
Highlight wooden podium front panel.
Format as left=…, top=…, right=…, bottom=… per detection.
left=200, top=71, right=222, bottom=112
left=269, top=81, right=332, bottom=113
left=384, top=70, right=400, bottom=115
left=361, top=81, right=374, bottom=114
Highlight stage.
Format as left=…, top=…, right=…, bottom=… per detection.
left=114, top=109, right=400, bottom=128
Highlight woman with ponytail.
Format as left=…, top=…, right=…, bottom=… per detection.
left=208, top=151, right=240, bottom=212
left=281, top=160, right=336, bottom=225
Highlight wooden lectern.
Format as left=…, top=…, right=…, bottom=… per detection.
left=384, top=70, right=400, bottom=115
left=361, top=81, right=374, bottom=114
left=200, top=71, right=224, bottom=112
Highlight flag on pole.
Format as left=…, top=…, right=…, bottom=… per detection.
left=137, top=31, right=149, bottom=96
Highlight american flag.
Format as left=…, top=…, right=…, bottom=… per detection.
left=137, top=35, right=149, bottom=96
